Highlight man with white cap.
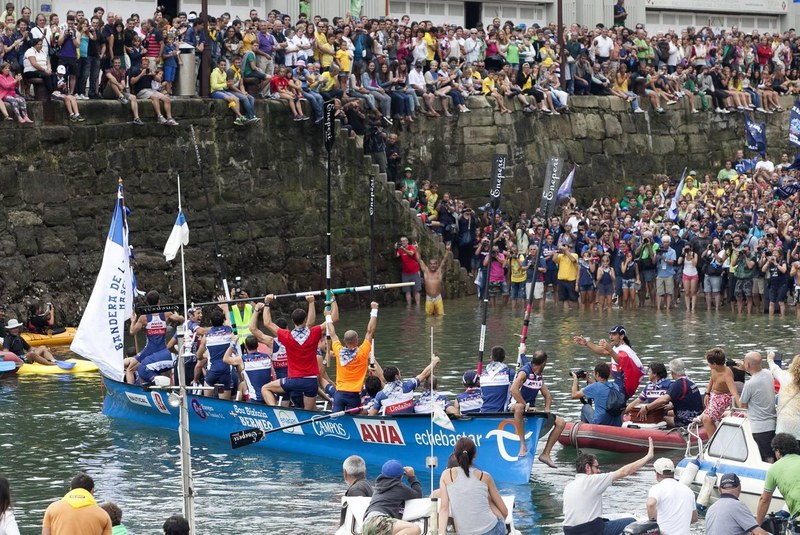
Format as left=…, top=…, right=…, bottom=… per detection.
left=3, top=318, right=56, bottom=365
left=706, top=473, right=769, bottom=535
left=646, top=457, right=696, bottom=534
left=655, top=234, right=676, bottom=311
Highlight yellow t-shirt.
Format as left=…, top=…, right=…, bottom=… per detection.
left=423, top=32, right=436, bottom=61
left=335, top=49, right=351, bottom=73
left=681, top=185, right=699, bottom=199
left=482, top=76, right=495, bottom=95
left=242, top=31, right=256, bottom=54
left=210, top=68, right=228, bottom=92
left=510, top=255, right=527, bottom=283
left=334, top=339, right=371, bottom=393
left=426, top=190, right=438, bottom=216
left=556, top=252, right=578, bottom=281
left=315, top=31, right=334, bottom=67
left=319, top=71, right=336, bottom=92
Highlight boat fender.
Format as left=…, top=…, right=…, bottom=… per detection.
left=622, top=520, right=660, bottom=534
left=696, top=465, right=717, bottom=511
left=678, top=458, right=700, bottom=487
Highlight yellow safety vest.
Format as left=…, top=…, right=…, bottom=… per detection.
left=229, top=304, right=253, bottom=343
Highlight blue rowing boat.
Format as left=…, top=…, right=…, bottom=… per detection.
left=102, top=377, right=553, bottom=484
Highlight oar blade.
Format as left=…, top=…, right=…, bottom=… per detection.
left=0, top=361, right=16, bottom=372
left=230, top=428, right=265, bottom=449
left=55, top=360, right=76, bottom=370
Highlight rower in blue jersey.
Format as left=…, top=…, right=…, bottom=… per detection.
left=479, top=346, right=514, bottom=413
left=414, top=377, right=457, bottom=415
left=454, top=370, right=483, bottom=415
left=167, top=307, right=208, bottom=387
left=124, top=290, right=184, bottom=385
left=240, top=335, right=274, bottom=403
left=510, top=350, right=566, bottom=467
left=196, top=308, right=242, bottom=400
left=248, top=305, right=289, bottom=380
left=624, top=362, right=673, bottom=424
left=368, top=357, right=439, bottom=416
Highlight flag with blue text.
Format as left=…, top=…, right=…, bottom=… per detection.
left=70, top=183, right=133, bottom=381
left=789, top=98, right=800, bottom=148
left=744, top=114, right=766, bottom=155
left=163, top=210, right=189, bottom=262
left=668, top=168, right=687, bottom=221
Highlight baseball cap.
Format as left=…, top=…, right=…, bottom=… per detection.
left=671, top=225, right=680, bottom=231
left=57, top=65, right=66, bottom=75
left=719, top=473, right=741, bottom=489
left=462, top=370, right=479, bottom=386
left=625, top=186, right=634, bottom=192
left=609, top=325, right=626, bottom=335
left=653, top=458, right=675, bottom=475
left=381, top=460, right=404, bottom=478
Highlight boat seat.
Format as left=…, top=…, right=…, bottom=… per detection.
left=337, top=495, right=517, bottom=535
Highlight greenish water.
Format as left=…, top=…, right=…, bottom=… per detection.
left=2, top=298, right=796, bottom=534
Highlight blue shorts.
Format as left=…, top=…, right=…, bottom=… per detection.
left=641, top=269, right=656, bottom=282
left=579, top=284, right=595, bottom=292
left=598, top=282, right=614, bottom=296
left=768, top=283, right=789, bottom=303
left=544, top=270, right=558, bottom=285
left=164, top=65, right=176, bottom=82
left=510, top=281, right=526, bottom=299
left=139, top=352, right=174, bottom=383
left=205, top=366, right=233, bottom=391
left=280, top=377, right=319, bottom=398
left=621, top=278, right=637, bottom=289
left=332, top=390, right=362, bottom=412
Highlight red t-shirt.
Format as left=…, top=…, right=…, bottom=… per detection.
left=276, top=325, right=322, bottom=378
left=270, top=75, right=290, bottom=93
left=397, top=245, right=420, bottom=274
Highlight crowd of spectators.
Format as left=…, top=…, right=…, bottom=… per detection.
left=399, top=150, right=800, bottom=316
left=2, top=2, right=799, bottom=125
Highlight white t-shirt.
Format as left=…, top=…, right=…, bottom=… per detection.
left=648, top=477, right=695, bottom=535
left=23, top=47, right=48, bottom=74
left=594, top=36, right=613, bottom=58
left=563, top=472, right=614, bottom=526
left=755, top=160, right=775, bottom=173
left=0, top=510, right=21, bottom=535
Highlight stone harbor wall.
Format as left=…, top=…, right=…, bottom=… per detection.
left=397, top=95, right=796, bottom=215
left=0, top=95, right=794, bottom=323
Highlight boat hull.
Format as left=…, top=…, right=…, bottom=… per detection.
left=0, top=352, right=22, bottom=375
left=18, top=358, right=99, bottom=375
left=558, top=421, right=706, bottom=453
left=21, top=327, right=76, bottom=347
left=102, top=377, right=552, bottom=484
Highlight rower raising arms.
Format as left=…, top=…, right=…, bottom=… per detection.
left=415, top=248, right=451, bottom=316
left=324, top=302, right=379, bottom=412
left=196, top=308, right=243, bottom=400
left=125, top=290, right=185, bottom=385
left=510, top=351, right=566, bottom=467
left=260, top=294, right=339, bottom=410
left=368, top=356, right=440, bottom=416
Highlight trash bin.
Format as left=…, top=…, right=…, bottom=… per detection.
left=175, top=43, right=196, bottom=96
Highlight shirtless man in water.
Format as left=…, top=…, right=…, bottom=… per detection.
left=415, top=249, right=451, bottom=315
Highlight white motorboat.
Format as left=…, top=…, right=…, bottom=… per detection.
left=336, top=496, right=521, bottom=535
left=675, top=414, right=785, bottom=514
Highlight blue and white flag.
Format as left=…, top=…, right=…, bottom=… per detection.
left=735, top=157, right=760, bottom=175
left=789, top=98, right=800, bottom=148
left=556, top=165, right=576, bottom=204
left=667, top=168, right=687, bottom=221
left=163, top=210, right=189, bottom=262
left=70, top=184, right=134, bottom=381
left=744, top=114, right=767, bottom=155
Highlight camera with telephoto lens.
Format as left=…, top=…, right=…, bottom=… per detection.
left=569, top=368, right=587, bottom=379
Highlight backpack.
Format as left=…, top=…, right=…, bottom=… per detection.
left=604, top=382, right=627, bottom=416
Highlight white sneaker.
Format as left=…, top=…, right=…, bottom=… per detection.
left=691, top=109, right=698, bottom=114
left=715, top=107, right=725, bottom=113
left=634, top=108, right=645, bottom=113
left=756, top=107, right=768, bottom=113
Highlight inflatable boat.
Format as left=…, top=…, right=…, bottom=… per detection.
left=558, top=421, right=707, bottom=453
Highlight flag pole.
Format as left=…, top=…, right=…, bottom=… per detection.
left=175, top=173, right=195, bottom=534
left=428, top=326, right=439, bottom=535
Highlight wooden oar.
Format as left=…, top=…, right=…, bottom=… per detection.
left=229, top=405, right=366, bottom=449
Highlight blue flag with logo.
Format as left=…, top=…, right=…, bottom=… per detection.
left=744, top=114, right=766, bottom=156
left=735, top=157, right=760, bottom=175
left=790, top=98, right=800, bottom=148
left=668, top=168, right=687, bottom=221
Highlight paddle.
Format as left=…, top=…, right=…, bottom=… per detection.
left=230, top=405, right=366, bottom=449
left=477, top=154, right=507, bottom=375
left=54, top=360, right=76, bottom=370
left=0, top=361, right=16, bottom=372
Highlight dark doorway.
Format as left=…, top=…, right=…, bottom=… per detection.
left=159, top=0, right=179, bottom=21
left=465, top=2, right=481, bottom=29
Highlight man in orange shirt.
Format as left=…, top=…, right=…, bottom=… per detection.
left=42, top=473, right=112, bottom=535
left=325, top=301, right=378, bottom=412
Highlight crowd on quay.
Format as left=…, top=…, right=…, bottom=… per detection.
left=396, top=148, right=800, bottom=316
left=0, top=2, right=799, bottom=124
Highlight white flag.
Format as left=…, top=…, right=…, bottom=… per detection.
left=432, top=405, right=455, bottom=431
left=70, top=185, right=133, bottom=381
left=163, top=210, right=189, bottom=262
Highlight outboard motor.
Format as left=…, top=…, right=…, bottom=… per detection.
left=760, top=513, right=788, bottom=534
left=622, top=520, right=660, bottom=534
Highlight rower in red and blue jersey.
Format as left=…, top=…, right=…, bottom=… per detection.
left=454, top=370, right=483, bottom=415
left=414, top=377, right=457, bottom=415
left=368, top=357, right=440, bottom=415
left=196, top=308, right=242, bottom=401
left=479, top=346, right=514, bottom=413
left=168, top=307, right=208, bottom=387
left=240, top=335, right=274, bottom=402
left=124, top=290, right=184, bottom=385
left=624, top=362, right=673, bottom=422
left=510, top=350, right=566, bottom=466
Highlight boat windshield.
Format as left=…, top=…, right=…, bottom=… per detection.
left=706, top=422, right=748, bottom=462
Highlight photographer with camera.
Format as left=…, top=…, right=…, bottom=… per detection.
left=702, top=238, right=725, bottom=312
left=56, top=15, right=81, bottom=94
left=482, top=244, right=507, bottom=308
left=762, top=245, right=789, bottom=316
left=26, top=300, right=54, bottom=334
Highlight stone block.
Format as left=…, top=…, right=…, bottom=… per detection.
left=462, top=126, right=498, bottom=145
left=564, top=140, right=585, bottom=164
left=15, top=227, right=39, bottom=256
left=30, top=253, right=67, bottom=281
left=458, top=111, right=494, bottom=127
left=619, top=113, right=637, bottom=134
left=8, top=210, right=42, bottom=227
left=608, top=97, right=630, bottom=113
left=603, top=139, right=625, bottom=156
left=571, top=96, right=598, bottom=109
left=569, top=114, right=588, bottom=139
left=288, top=236, right=322, bottom=257
left=604, top=115, right=623, bottom=138
left=18, top=172, right=67, bottom=204
left=651, top=136, right=676, bottom=155
left=585, top=114, right=605, bottom=140
left=583, top=138, right=603, bottom=154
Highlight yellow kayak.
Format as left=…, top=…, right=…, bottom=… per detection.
left=21, top=327, right=77, bottom=347
left=17, top=358, right=98, bottom=375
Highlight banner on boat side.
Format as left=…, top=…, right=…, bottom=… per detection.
left=70, top=184, right=133, bottom=382
left=323, top=101, right=335, bottom=152
left=540, top=157, right=564, bottom=217
left=354, top=418, right=406, bottom=445
left=489, top=154, right=506, bottom=209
